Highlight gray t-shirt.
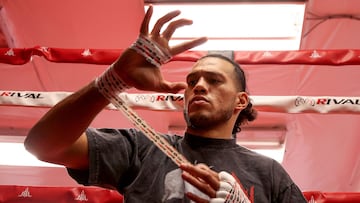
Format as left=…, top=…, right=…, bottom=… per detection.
left=68, top=128, right=307, bottom=203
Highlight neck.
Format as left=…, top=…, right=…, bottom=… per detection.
left=185, top=123, right=234, bottom=139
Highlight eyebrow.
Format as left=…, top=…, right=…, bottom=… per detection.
left=186, top=70, right=226, bottom=81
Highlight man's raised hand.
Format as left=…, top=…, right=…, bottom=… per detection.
left=113, top=5, right=207, bottom=93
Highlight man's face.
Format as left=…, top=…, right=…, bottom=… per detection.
left=184, top=57, right=240, bottom=130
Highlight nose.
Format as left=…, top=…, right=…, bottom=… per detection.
left=193, top=77, right=208, bottom=94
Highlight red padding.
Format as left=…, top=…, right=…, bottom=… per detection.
left=0, top=185, right=123, bottom=203
left=1, top=46, right=360, bottom=65
left=303, top=191, right=360, bottom=203
left=1, top=185, right=360, bottom=203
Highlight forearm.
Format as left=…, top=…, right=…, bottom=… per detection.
left=24, top=80, right=108, bottom=158
left=24, top=5, right=206, bottom=163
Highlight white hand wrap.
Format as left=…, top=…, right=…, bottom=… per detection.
left=130, top=35, right=172, bottom=68
left=210, top=171, right=251, bottom=203
left=95, top=63, right=131, bottom=99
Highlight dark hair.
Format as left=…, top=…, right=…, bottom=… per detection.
left=199, top=54, right=258, bottom=134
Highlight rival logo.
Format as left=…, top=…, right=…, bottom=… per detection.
left=135, top=95, right=184, bottom=103
left=156, top=95, right=183, bottom=102
left=0, top=91, right=44, bottom=99
left=295, top=97, right=360, bottom=107
left=294, top=97, right=315, bottom=106
left=316, top=98, right=360, bottom=105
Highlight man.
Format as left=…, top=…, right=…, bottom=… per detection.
left=24, top=6, right=307, bottom=203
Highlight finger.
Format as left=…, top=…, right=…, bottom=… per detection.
left=140, top=5, right=154, bottom=34
left=182, top=171, right=217, bottom=198
left=151, top=10, right=181, bottom=36
left=181, top=163, right=219, bottom=189
left=162, top=18, right=193, bottom=40
left=181, top=164, right=219, bottom=198
left=197, top=163, right=213, bottom=170
left=170, top=37, right=208, bottom=55
left=186, top=192, right=209, bottom=203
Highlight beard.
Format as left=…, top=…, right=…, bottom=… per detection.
left=184, top=106, right=233, bottom=130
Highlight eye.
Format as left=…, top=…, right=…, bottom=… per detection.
left=208, top=77, right=222, bottom=85
left=210, top=79, right=220, bottom=84
left=187, top=78, right=197, bottom=87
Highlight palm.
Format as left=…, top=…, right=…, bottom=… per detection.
left=114, top=5, right=207, bottom=93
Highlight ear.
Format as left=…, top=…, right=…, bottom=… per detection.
left=235, top=92, right=249, bottom=110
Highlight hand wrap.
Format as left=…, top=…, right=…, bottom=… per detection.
left=95, top=63, right=131, bottom=99
left=130, top=35, right=172, bottom=68
left=210, top=171, right=251, bottom=203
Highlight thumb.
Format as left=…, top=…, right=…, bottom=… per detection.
left=160, top=81, right=187, bottom=93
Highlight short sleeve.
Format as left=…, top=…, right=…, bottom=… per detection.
left=67, top=128, right=143, bottom=190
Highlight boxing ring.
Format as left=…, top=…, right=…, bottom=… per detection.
left=0, top=0, right=360, bottom=202
left=0, top=47, right=359, bottom=202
